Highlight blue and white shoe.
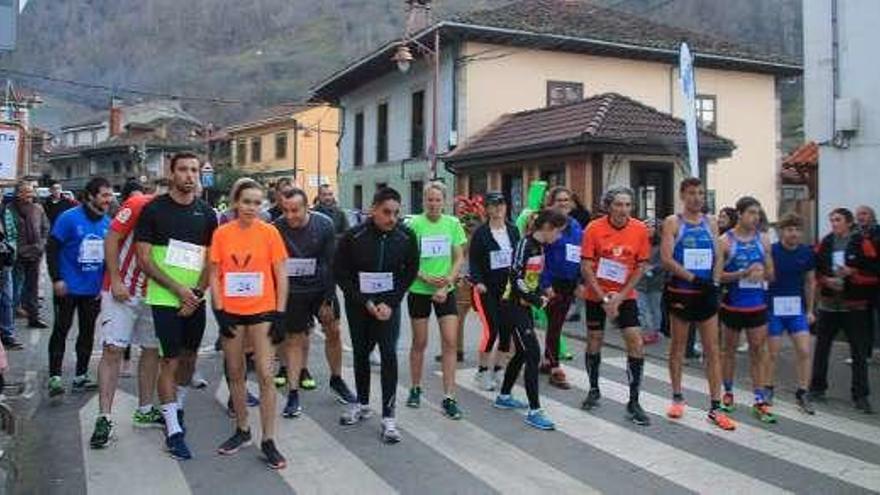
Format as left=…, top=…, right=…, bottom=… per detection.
left=166, top=432, right=193, bottom=460
left=246, top=391, right=260, bottom=407
left=525, top=409, right=556, bottom=431
left=494, top=395, right=528, bottom=410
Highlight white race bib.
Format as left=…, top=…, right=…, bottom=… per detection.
left=565, top=244, right=582, bottom=264
left=286, top=258, right=317, bottom=277
left=359, top=272, right=394, bottom=294
left=832, top=250, right=845, bottom=270
left=738, top=278, right=765, bottom=290
left=78, top=238, right=104, bottom=264
left=597, top=258, right=628, bottom=284
left=489, top=249, right=512, bottom=270
left=683, top=248, right=713, bottom=271
left=224, top=272, right=263, bottom=298
left=773, top=296, right=802, bottom=316
left=421, top=235, right=451, bottom=258
left=165, top=239, right=205, bottom=271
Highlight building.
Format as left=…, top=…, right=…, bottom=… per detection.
left=226, top=103, right=339, bottom=202
left=780, top=141, right=818, bottom=240
left=1, top=81, right=43, bottom=177
left=804, top=1, right=879, bottom=230
left=311, top=0, right=799, bottom=216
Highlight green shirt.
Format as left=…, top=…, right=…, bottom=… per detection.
left=407, top=214, right=467, bottom=295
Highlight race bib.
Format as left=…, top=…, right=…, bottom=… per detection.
left=832, top=250, right=845, bottom=270
left=597, top=258, right=628, bottom=284
left=78, top=238, right=104, bottom=264
left=489, top=249, right=513, bottom=270
left=683, top=248, right=712, bottom=271
left=224, top=272, right=264, bottom=298
left=165, top=239, right=205, bottom=271
left=773, top=296, right=802, bottom=316
left=359, top=272, right=394, bottom=294
left=738, top=278, right=765, bottom=290
left=565, top=244, right=582, bottom=264
left=286, top=258, right=317, bottom=277
left=421, top=235, right=451, bottom=258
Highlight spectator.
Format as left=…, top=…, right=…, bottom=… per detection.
left=10, top=180, right=49, bottom=329
left=44, top=182, right=78, bottom=227
left=0, top=200, right=20, bottom=349
left=718, top=207, right=737, bottom=235
left=313, top=184, right=349, bottom=236
left=855, top=205, right=880, bottom=361
left=637, top=219, right=664, bottom=345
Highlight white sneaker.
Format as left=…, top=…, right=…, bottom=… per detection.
left=190, top=371, right=208, bottom=389
left=736, top=342, right=748, bottom=353
left=381, top=417, right=401, bottom=444
left=478, top=370, right=496, bottom=391
left=340, top=404, right=373, bottom=425
left=693, top=342, right=703, bottom=354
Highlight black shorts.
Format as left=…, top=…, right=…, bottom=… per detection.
left=586, top=299, right=641, bottom=331
left=227, top=312, right=275, bottom=327
left=720, top=307, right=768, bottom=330
left=408, top=292, right=458, bottom=319
left=152, top=303, right=206, bottom=359
left=665, top=287, right=719, bottom=323
left=283, top=292, right=341, bottom=334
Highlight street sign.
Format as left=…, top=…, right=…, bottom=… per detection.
left=200, top=162, right=214, bottom=189
left=0, top=0, right=18, bottom=51
left=0, top=123, right=22, bottom=181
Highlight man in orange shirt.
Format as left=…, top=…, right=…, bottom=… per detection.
left=580, top=186, right=651, bottom=426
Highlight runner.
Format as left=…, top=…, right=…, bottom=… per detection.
left=265, top=178, right=293, bottom=221
left=90, top=182, right=165, bottom=449
left=494, top=208, right=567, bottom=430
left=46, top=177, right=113, bottom=396
left=468, top=192, right=519, bottom=390
left=210, top=178, right=288, bottom=469
left=718, top=196, right=776, bottom=423
left=661, top=178, right=735, bottom=430
left=539, top=186, right=584, bottom=390
left=405, top=181, right=467, bottom=419
left=273, top=187, right=356, bottom=419
left=766, top=212, right=816, bottom=414
left=334, top=187, right=419, bottom=443
left=135, top=153, right=218, bottom=460
left=580, top=186, right=651, bottom=426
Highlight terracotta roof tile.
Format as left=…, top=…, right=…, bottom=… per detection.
left=782, top=141, right=818, bottom=167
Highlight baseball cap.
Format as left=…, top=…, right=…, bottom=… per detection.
left=485, top=192, right=506, bottom=205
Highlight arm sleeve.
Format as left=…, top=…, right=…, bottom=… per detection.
left=333, top=231, right=364, bottom=306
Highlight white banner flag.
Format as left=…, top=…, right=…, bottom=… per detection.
left=679, top=42, right=699, bottom=178
left=0, top=125, right=21, bottom=181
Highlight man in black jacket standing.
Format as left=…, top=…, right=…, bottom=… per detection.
left=314, top=184, right=349, bottom=236
left=44, top=182, right=78, bottom=227
left=334, top=187, right=419, bottom=444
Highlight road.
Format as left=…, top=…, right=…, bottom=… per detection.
left=3, top=291, right=880, bottom=494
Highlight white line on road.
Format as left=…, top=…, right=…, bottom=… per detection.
left=28, top=330, right=40, bottom=347
left=453, top=370, right=788, bottom=494
left=22, top=371, right=37, bottom=399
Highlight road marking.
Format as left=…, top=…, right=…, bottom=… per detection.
left=453, top=370, right=788, bottom=494
left=28, top=330, right=40, bottom=347
left=79, top=391, right=191, bottom=494
left=561, top=363, right=880, bottom=491
left=215, top=380, right=395, bottom=495
left=22, top=371, right=37, bottom=399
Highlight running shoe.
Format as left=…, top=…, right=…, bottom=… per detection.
left=581, top=388, right=601, bottom=411
left=190, top=371, right=208, bottom=389
left=854, top=397, right=875, bottom=414
left=720, top=392, right=735, bottom=413
left=48, top=375, right=65, bottom=397
left=666, top=400, right=686, bottom=419
left=797, top=394, right=816, bottom=415
left=274, top=366, right=288, bottom=388
left=736, top=341, right=748, bottom=353
left=627, top=401, right=651, bottom=426
left=708, top=410, right=736, bottom=431
left=217, top=428, right=253, bottom=455
left=132, top=407, right=165, bottom=428
left=752, top=403, right=777, bottom=423
left=478, top=370, right=496, bottom=391
left=246, top=390, right=260, bottom=407
left=261, top=440, right=286, bottom=470
left=282, top=391, right=302, bottom=418
left=166, top=432, right=192, bottom=460
left=442, top=397, right=463, bottom=420
left=329, top=375, right=357, bottom=404
left=90, top=416, right=113, bottom=449
left=548, top=370, right=571, bottom=390
left=406, top=387, right=422, bottom=408
left=493, top=395, right=528, bottom=410
left=560, top=350, right=575, bottom=361
left=72, top=374, right=98, bottom=392
left=340, top=404, right=373, bottom=425
left=524, top=409, right=556, bottom=431
left=381, top=417, right=402, bottom=444
left=764, top=388, right=775, bottom=406
left=299, top=368, right=317, bottom=390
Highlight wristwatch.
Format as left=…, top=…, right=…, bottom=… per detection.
left=191, top=288, right=205, bottom=299
left=602, top=294, right=614, bottom=305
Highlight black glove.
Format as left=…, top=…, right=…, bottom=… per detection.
left=213, top=309, right=236, bottom=339
left=268, top=311, right=286, bottom=345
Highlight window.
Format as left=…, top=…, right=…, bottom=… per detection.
left=353, top=112, right=364, bottom=167
left=65, top=166, right=72, bottom=179
left=236, top=139, right=246, bottom=166
left=91, top=130, right=98, bottom=145
left=275, top=132, right=287, bottom=159
left=470, top=173, right=488, bottom=196
left=410, top=91, right=425, bottom=158
left=696, top=95, right=717, bottom=132
left=113, top=160, right=121, bottom=175
left=251, top=136, right=262, bottom=163
left=376, top=102, right=389, bottom=163
left=410, top=180, right=424, bottom=214
left=353, top=185, right=363, bottom=210
left=547, top=81, right=583, bottom=107
left=72, top=133, right=79, bottom=146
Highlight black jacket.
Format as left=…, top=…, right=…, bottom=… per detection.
left=44, top=197, right=78, bottom=226
left=468, top=221, right=520, bottom=293
left=816, top=231, right=879, bottom=305
left=314, top=203, right=350, bottom=236
left=505, top=235, right=546, bottom=308
left=334, top=218, right=419, bottom=307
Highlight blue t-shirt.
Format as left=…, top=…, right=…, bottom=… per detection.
left=51, top=206, right=110, bottom=296
left=769, top=242, right=815, bottom=298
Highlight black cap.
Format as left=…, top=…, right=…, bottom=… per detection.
left=485, top=192, right=506, bottom=205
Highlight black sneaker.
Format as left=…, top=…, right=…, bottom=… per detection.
left=855, top=397, right=874, bottom=414
left=90, top=416, right=113, bottom=449
left=1, top=337, right=23, bottom=350
left=261, top=440, right=287, bottom=470
left=627, top=401, right=651, bottom=426
left=581, top=388, right=601, bottom=411
left=329, top=376, right=357, bottom=405
left=217, top=428, right=253, bottom=455
left=282, top=390, right=302, bottom=418
left=797, top=393, right=816, bottom=415
left=28, top=319, right=48, bottom=329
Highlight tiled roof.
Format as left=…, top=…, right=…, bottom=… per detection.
left=782, top=141, right=818, bottom=168
left=226, top=102, right=316, bottom=132
left=444, top=92, right=734, bottom=166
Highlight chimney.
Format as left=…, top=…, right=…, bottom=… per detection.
left=404, top=0, right=433, bottom=36
left=109, top=96, right=123, bottom=137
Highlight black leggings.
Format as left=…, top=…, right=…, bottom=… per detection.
left=811, top=309, right=872, bottom=400
left=500, top=302, right=541, bottom=410
left=476, top=288, right=510, bottom=353
left=48, top=294, right=101, bottom=377
left=346, top=301, right=400, bottom=418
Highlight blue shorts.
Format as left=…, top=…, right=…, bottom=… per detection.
left=768, top=314, right=809, bottom=337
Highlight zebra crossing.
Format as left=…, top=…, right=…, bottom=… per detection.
left=74, top=349, right=880, bottom=495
